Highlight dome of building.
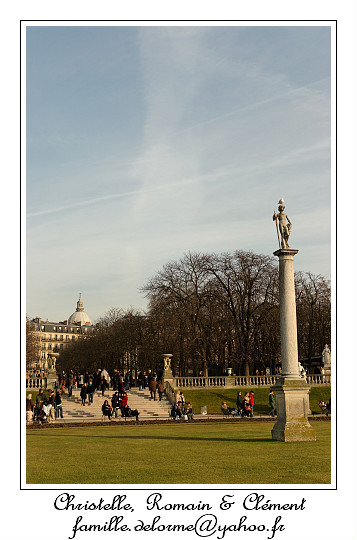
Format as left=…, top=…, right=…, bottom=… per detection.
left=68, top=295, right=92, bottom=325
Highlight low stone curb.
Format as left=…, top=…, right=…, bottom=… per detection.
left=26, top=414, right=330, bottom=430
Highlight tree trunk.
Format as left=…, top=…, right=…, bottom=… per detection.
left=244, top=361, right=250, bottom=377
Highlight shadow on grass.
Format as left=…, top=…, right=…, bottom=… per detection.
left=29, top=432, right=275, bottom=443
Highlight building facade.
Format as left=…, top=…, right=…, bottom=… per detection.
left=28, top=296, right=97, bottom=375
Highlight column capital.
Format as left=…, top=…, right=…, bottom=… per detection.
left=273, top=248, right=299, bottom=257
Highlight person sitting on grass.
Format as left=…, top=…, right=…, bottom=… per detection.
left=221, top=401, right=239, bottom=416
left=171, top=403, right=182, bottom=420
left=184, top=402, right=194, bottom=420
left=102, top=400, right=112, bottom=420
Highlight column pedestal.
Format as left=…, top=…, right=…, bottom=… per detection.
left=271, top=378, right=316, bottom=441
left=46, top=368, right=58, bottom=390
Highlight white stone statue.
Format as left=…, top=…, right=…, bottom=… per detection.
left=273, top=198, right=292, bottom=249
left=322, top=344, right=331, bottom=367
left=298, top=361, right=307, bottom=381
left=163, top=354, right=172, bottom=371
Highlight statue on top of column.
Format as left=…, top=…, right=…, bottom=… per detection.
left=273, top=198, right=292, bottom=249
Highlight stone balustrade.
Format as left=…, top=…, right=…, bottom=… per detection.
left=26, top=377, right=47, bottom=389
left=173, top=373, right=330, bottom=388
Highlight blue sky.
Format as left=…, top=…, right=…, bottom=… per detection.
left=26, top=25, right=331, bottom=323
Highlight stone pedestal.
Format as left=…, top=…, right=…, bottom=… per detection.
left=271, top=378, right=316, bottom=441
left=162, top=354, right=173, bottom=382
left=271, top=248, right=316, bottom=442
left=46, top=368, right=58, bottom=390
left=225, top=375, right=236, bottom=387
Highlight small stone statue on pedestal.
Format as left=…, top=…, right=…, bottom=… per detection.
left=322, top=344, right=331, bottom=367
left=162, top=354, right=173, bottom=382
left=273, top=198, right=292, bottom=249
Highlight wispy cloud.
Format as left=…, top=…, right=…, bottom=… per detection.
left=27, top=177, right=199, bottom=218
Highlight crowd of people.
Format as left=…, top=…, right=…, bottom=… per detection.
left=54, top=368, right=164, bottom=395
left=26, top=388, right=64, bottom=424
left=221, top=391, right=256, bottom=417
left=26, top=367, right=168, bottom=424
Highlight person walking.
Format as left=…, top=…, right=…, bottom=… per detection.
left=55, top=391, right=63, bottom=419
left=157, top=380, right=164, bottom=401
left=47, top=390, right=56, bottom=423
left=67, top=370, right=74, bottom=397
left=138, top=372, right=144, bottom=391
left=87, top=380, right=94, bottom=404
left=149, top=377, right=158, bottom=400
left=268, top=390, right=275, bottom=416
left=34, top=389, right=45, bottom=422
left=80, top=383, right=87, bottom=406
left=236, top=391, right=244, bottom=416
left=111, top=392, right=121, bottom=418
left=100, top=377, right=107, bottom=396
left=249, top=391, right=255, bottom=417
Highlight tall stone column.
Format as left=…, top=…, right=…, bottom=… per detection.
left=271, top=200, right=316, bottom=442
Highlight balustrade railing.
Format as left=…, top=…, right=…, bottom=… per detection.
left=173, top=373, right=330, bottom=388
left=163, top=381, right=174, bottom=404
left=26, top=377, right=47, bottom=389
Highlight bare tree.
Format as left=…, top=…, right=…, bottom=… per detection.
left=26, top=317, right=40, bottom=370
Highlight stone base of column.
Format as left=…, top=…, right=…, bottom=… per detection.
left=163, top=369, right=173, bottom=383
left=271, top=378, right=316, bottom=442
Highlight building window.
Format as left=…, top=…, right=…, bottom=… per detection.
left=60, top=335, right=63, bottom=341
left=48, top=344, right=52, bottom=350
left=66, top=335, right=69, bottom=341
left=60, top=344, right=63, bottom=349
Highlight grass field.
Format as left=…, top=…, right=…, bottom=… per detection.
left=27, top=421, right=331, bottom=485
left=176, top=386, right=331, bottom=415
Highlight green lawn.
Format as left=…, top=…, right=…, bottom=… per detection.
left=27, top=421, right=330, bottom=484
left=179, top=387, right=331, bottom=415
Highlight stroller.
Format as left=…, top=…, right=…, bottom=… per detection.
left=122, top=406, right=140, bottom=421
left=36, top=404, right=51, bottom=423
